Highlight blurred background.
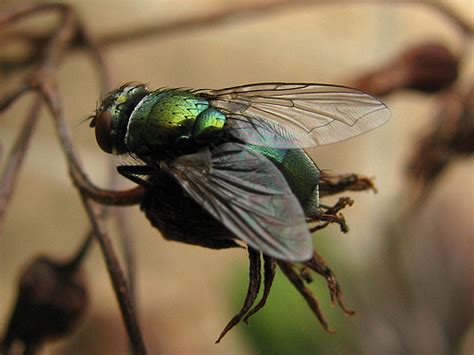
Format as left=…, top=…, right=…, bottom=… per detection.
left=0, top=1, right=472, bottom=354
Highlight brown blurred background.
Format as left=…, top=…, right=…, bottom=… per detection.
left=0, top=1, right=473, bottom=354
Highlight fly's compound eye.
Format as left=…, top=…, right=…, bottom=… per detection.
left=95, top=110, right=113, bottom=153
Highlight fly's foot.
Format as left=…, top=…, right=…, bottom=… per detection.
left=216, top=248, right=261, bottom=343
left=308, top=197, right=354, bottom=233
left=277, top=250, right=354, bottom=333
left=243, top=255, right=276, bottom=323
left=216, top=247, right=354, bottom=340
left=304, top=251, right=355, bottom=315
left=278, top=260, right=334, bottom=333
left=319, top=172, right=377, bottom=197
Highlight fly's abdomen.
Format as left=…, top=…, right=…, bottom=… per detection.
left=125, top=90, right=210, bottom=154
left=247, top=145, right=320, bottom=214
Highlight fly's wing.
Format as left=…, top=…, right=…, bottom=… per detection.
left=201, top=83, right=390, bottom=148
left=163, top=143, right=313, bottom=262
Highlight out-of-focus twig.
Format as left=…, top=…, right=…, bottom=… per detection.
left=0, top=4, right=147, bottom=353
left=0, top=96, right=41, bottom=234
left=79, top=194, right=147, bottom=355
left=98, top=0, right=310, bottom=47
left=407, top=86, right=474, bottom=197
left=42, top=79, right=147, bottom=355
left=423, top=1, right=474, bottom=38
left=0, top=83, right=33, bottom=112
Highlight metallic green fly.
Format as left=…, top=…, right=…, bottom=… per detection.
left=90, top=82, right=390, bottom=262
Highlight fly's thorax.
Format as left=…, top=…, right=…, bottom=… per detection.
left=125, top=90, right=226, bottom=155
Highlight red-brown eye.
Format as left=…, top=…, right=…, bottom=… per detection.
left=95, top=110, right=113, bottom=153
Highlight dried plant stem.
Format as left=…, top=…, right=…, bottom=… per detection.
left=80, top=195, right=147, bottom=354
left=115, top=207, right=137, bottom=301
left=0, top=3, right=68, bottom=27
left=42, top=82, right=147, bottom=354
left=0, top=95, right=42, bottom=234
left=0, top=84, right=33, bottom=112
left=98, top=0, right=310, bottom=47
left=0, top=3, right=148, bottom=351
left=67, top=230, right=95, bottom=269
left=422, top=1, right=473, bottom=38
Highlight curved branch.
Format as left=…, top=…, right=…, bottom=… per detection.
left=98, top=0, right=310, bottom=47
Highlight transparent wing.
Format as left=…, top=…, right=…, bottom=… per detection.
left=163, top=143, right=313, bottom=262
left=200, top=82, right=390, bottom=148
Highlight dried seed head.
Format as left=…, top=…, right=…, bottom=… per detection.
left=2, top=256, right=88, bottom=350
left=352, top=42, right=459, bottom=96
left=407, top=86, right=474, bottom=188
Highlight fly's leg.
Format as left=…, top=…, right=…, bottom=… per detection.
left=319, top=172, right=377, bottom=196
left=305, top=171, right=377, bottom=233
left=277, top=260, right=334, bottom=333
left=277, top=250, right=354, bottom=333
left=307, top=197, right=354, bottom=233
left=304, top=251, right=354, bottom=315
left=116, top=165, right=155, bottom=188
left=243, top=255, right=276, bottom=323
left=216, top=248, right=261, bottom=343
left=0, top=5, right=147, bottom=353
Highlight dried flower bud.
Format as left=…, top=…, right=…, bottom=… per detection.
left=407, top=86, right=474, bottom=189
left=2, top=256, right=88, bottom=351
left=352, top=43, right=459, bottom=96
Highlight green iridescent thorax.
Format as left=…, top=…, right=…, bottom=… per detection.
left=247, top=145, right=320, bottom=213
left=125, top=90, right=226, bottom=155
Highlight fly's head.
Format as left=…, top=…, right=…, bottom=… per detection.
left=90, top=83, right=149, bottom=154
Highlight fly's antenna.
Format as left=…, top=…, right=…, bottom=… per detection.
left=76, top=99, right=101, bottom=128
left=76, top=114, right=96, bottom=127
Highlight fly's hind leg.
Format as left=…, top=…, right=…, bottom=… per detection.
left=305, top=171, right=377, bottom=233
left=304, top=182, right=353, bottom=234
left=307, top=197, right=354, bottom=233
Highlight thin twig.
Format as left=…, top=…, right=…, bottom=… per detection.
left=98, top=0, right=311, bottom=47
left=0, top=83, right=33, bottom=112
left=0, top=95, right=42, bottom=234
left=79, top=194, right=147, bottom=355
left=115, top=207, right=137, bottom=301
left=75, top=16, right=113, bottom=93
left=422, top=1, right=473, bottom=37
left=42, top=81, right=147, bottom=354
left=0, top=3, right=69, bottom=27
left=63, top=230, right=95, bottom=272
left=1, top=5, right=147, bottom=348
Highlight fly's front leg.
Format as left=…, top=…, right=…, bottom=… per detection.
left=116, top=165, right=155, bottom=188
